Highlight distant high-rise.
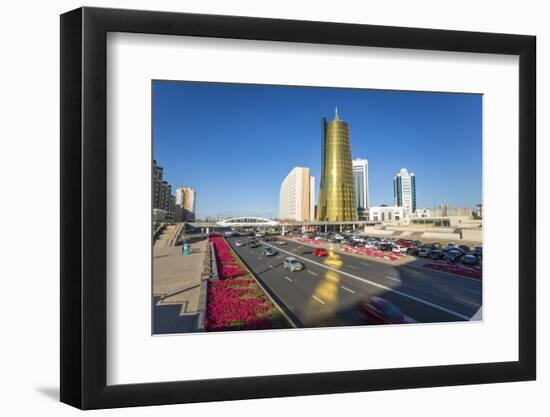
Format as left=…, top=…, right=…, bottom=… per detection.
left=317, top=108, right=357, bottom=221
left=152, top=160, right=175, bottom=222
left=175, top=187, right=196, bottom=221
left=353, top=158, right=369, bottom=212
left=393, top=168, right=416, bottom=215
left=279, top=167, right=315, bottom=221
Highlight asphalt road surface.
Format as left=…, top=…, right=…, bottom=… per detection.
left=226, top=236, right=482, bottom=328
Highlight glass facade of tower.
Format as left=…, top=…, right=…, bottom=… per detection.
left=317, top=113, right=357, bottom=221
left=393, top=168, right=416, bottom=215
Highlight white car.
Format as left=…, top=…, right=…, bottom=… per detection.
left=352, top=236, right=366, bottom=243
left=283, top=257, right=304, bottom=272
left=392, top=245, right=406, bottom=253
left=333, top=234, right=344, bottom=240
left=235, top=240, right=245, bottom=247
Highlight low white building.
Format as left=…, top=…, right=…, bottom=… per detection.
left=410, top=208, right=433, bottom=218
left=369, top=205, right=404, bottom=222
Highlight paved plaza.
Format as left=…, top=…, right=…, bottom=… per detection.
left=153, top=234, right=207, bottom=334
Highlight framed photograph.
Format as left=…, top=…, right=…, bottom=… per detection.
left=60, top=6, right=536, bottom=409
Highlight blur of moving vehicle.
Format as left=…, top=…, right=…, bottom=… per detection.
left=356, top=296, right=416, bottom=324
left=248, top=239, right=259, bottom=248
left=235, top=240, right=245, bottom=247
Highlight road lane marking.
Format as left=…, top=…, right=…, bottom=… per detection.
left=454, top=296, right=481, bottom=307
left=268, top=264, right=274, bottom=268
left=308, top=270, right=318, bottom=276
left=284, top=276, right=292, bottom=282
left=360, top=262, right=369, bottom=266
left=262, top=242, right=470, bottom=321
left=312, top=295, right=325, bottom=305
left=341, top=286, right=355, bottom=294
left=385, top=275, right=401, bottom=282
left=346, top=265, right=358, bottom=269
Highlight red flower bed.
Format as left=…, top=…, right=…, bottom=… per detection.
left=209, top=235, right=247, bottom=279
left=204, top=279, right=273, bottom=331
left=205, top=236, right=282, bottom=332
left=423, top=263, right=482, bottom=279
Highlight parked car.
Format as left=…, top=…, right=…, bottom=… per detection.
left=283, top=257, right=304, bottom=272
left=263, top=236, right=272, bottom=242
left=275, top=240, right=287, bottom=245
left=248, top=239, right=259, bottom=248
left=356, top=296, right=416, bottom=324
left=429, top=249, right=443, bottom=260
left=462, top=254, right=479, bottom=265
left=473, top=246, right=483, bottom=258
left=379, top=242, right=393, bottom=252
left=255, top=232, right=265, bottom=238
left=406, top=247, right=420, bottom=256
left=418, top=247, right=431, bottom=257
left=444, top=249, right=463, bottom=263
left=312, top=248, right=328, bottom=257
left=235, top=240, right=245, bottom=247
left=459, top=245, right=471, bottom=252
left=392, top=245, right=407, bottom=253
left=262, top=247, right=277, bottom=257
left=352, top=236, right=366, bottom=243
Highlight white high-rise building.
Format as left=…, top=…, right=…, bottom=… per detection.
left=279, top=167, right=315, bottom=221
left=352, top=158, right=369, bottom=211
left=393, top=168, right=416, bottom=216
left=175, top=187, right=196, bottom=221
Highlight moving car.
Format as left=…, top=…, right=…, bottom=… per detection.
left=356, top=296, right=416, bottom=325
left=462, top=254, right=479, bottom=265
left=283, top=257, right=304, bottom=272
left=262, top=247, right=277, bottom=257
left=312, top=248, right=328, bottom=257
left=248, top=239, right=259, bottom=248
left=235, top=240, right=245, bottom=247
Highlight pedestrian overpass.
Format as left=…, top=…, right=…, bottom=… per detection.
left=186, top=217, right=377, bottom=235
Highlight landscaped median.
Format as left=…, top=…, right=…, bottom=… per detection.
left=205, top=234, right=290, bottom=331
left=422, top=262, right=482, bottom=279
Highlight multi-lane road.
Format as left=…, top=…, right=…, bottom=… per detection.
left=226, top=236, right=482, bottom=328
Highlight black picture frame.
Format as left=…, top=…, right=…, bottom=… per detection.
left=60, top=6, right=536, bottom=410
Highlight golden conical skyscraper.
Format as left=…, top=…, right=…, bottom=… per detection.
left=317, top=107, right=358, bottom=221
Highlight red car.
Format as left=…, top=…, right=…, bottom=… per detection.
left=312, top=248, right=328, bottom=257
left=356, top=296, right=416, bottom=324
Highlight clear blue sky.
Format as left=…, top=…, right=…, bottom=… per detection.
left=153, top=81, right=482, bottom=219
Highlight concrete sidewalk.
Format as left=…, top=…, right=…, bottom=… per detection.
left=153, top=235, right=208, bottom=334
